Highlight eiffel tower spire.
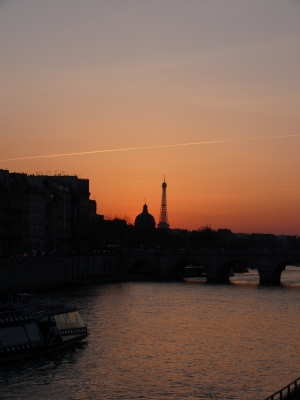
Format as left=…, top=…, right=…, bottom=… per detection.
left=158, top=176, right=170, bottom=229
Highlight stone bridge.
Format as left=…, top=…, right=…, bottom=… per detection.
left=1, top=249, right=300, bottom=293
left=122, top=248, right=300, bottom=284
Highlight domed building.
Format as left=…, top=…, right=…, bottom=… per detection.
left=134, top=203, right=156, bottom=229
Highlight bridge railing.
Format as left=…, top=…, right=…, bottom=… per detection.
left=264, top=377, right=300, bottom=400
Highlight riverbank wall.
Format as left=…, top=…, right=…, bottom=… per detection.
left=0, top=254, right=128, bottom=295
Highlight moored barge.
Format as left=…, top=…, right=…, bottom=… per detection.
left=0, top=293, right=88, bottom=363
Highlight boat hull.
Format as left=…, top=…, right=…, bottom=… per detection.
left=0, top=332, right=88, bottom=364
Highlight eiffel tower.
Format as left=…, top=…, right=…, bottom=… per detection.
left=158, top=176, right=170, bottom=229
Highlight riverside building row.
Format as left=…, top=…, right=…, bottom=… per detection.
left=0, top=169, right=102, bottom=257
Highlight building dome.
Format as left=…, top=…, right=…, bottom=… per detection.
left=134, top=203, right=156, bottom=229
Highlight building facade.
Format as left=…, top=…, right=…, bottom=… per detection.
left=0, top=170, right=99, bottom=256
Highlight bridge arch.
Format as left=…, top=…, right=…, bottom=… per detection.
left=218, top=260, right=240, bottom=281
left=258, top=259, right=300, bottom=285
left=169, top=259, right=196, bottom=279
left=128, top=259, right=159, bottom=275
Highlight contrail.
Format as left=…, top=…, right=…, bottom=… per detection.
left=1, top=134, right=300, bottom=162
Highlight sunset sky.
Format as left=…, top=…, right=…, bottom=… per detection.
left=1, top=0, right=300, bottom=234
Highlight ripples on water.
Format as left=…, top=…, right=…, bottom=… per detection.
left=1, top=267, right=300, bottom=399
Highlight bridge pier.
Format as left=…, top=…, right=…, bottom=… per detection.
left=258, top=270, right=282, bottom=286
left=259, top=276, right=281, bottom=285
left=205, top=262, right=233, bottom=283
left=257, top=266, right=283, bottom=286
left=206, top=276, right=230, bottom=284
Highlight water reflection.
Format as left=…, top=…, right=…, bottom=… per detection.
left=1, top=269, right=300, bottom=399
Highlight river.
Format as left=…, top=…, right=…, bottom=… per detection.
left=1, top=267, right=300, bottom=399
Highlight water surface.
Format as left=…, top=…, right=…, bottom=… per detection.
left=1, top=267, right=300, bottom=399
